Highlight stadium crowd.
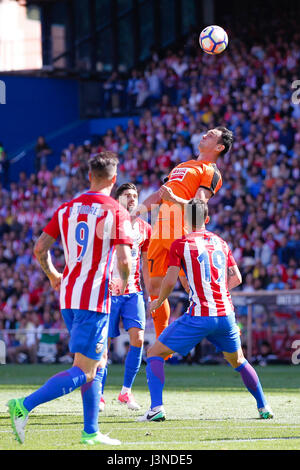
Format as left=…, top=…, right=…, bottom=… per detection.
left=1, top=13, right=300, bottom=365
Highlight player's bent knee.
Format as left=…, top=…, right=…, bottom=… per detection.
left=223, top=348, right=245, bottom=369
left=73, top=352, right=101, bottom=382
left=131, top=337, right=143, bottom=348
left=85, top=370, right=96, bottom=382
left=129, top=328, right=144, bottom=348
left=147, top=341, right=172, bottom=359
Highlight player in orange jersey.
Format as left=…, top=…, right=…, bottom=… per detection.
left=133, top=126, right=234, bottom=339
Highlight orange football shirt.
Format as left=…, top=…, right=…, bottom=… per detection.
left=165, top=159, right=222, bottom=200
left=151, top=160, right=222, bottom=242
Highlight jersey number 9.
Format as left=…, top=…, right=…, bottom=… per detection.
left=75, top=222, right=90, bottom=262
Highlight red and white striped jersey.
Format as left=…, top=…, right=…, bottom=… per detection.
left=112, top=217, right=151, bottom=294
left=43, top=191, right=133, bottom=313
left=169, top=230, right=236, bottom=317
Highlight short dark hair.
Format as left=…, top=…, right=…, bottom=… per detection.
left=186, top=199, right=208, bottom=229
left=88, top=151, right=119, bottom=180
left=115, top=182, right=138, bottom=199
left=215, top=126, right=234, bottom=156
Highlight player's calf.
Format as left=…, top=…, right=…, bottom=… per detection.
left=224, top=349, right=274, bottom=419
left=138, top=351, right=169, bottom=422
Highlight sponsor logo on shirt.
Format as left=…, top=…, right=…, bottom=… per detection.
left=168, top=167, right=188, bottom=182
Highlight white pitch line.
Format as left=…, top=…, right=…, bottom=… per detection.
left=122, top=436, right=300, bottom=445
left=2, top=430, right=300, bottom=447
left=2, top=431, right=300, bottom=445
left=120, top=425, right=300, bottom=430
left=1, top=424, right=300, bottom=434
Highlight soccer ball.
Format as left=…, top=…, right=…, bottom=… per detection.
left=199, top=25, right=228, bottom=55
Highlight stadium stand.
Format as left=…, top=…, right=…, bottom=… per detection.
left=1, top=13, right=300, bottom=365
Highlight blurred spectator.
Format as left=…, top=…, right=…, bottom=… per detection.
left=102, top=72, right=126, bottom=114
left=6, top=313, right=38, bottom=364
left=254, top=340, right=279, bottom=367
left=0, top=143, right=9, bottom=187
left=267, top=275, right=286, bottom=291
left=34, top=136, right=52, bottom=173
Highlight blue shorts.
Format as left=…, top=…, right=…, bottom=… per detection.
left=108, top=292, right=146, bottom=338
left=158, top=313, right=241, bottom=356
left=61, top=309, right=108, bottom=361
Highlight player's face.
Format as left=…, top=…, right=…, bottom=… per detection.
left=118, top=189, right=138, bottom=213
left=198, top=128, right=223, bottom=154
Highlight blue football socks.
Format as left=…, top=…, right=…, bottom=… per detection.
left=146, top=356, right=165, bottom=409
left=123, top=345, right=143, bottom=389
left=235, top=360, right=267, bottom=409
left=81, top=367, right=104, bottom=434
left=101, top=365, right=108, bottom=396
left=23, top=366, right=87, bottom=413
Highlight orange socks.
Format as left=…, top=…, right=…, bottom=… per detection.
left=150, top=296, right=170, bottom=338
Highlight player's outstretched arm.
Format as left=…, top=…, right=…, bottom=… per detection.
left=159, top=185, right=185, bottom=205
left=131, top=189, right=162, bottom=218
left=115, top=244, right=132, bottom=295
left=149, top=266, right=180, bottom=313
left=159, top=185, right=212, bottom=206
left=227, top=265, right=242, bottom=290
left=34, top=232, right=62, bottom=291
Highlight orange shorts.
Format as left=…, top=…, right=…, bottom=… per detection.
left=148, top=237, right=173, bottom=278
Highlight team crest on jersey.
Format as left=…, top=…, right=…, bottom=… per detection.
left=169, top=167, right=188, bottom=182
left=95, top=342, right=104, bottom=354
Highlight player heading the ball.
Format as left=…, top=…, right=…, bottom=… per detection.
left=132, top=127, right=234, bottom=341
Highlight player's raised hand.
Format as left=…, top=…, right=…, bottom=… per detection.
left=148, top=299, right=161, bottom=314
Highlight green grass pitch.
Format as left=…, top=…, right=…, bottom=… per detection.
left=0, top=363, right=299, bottom=450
